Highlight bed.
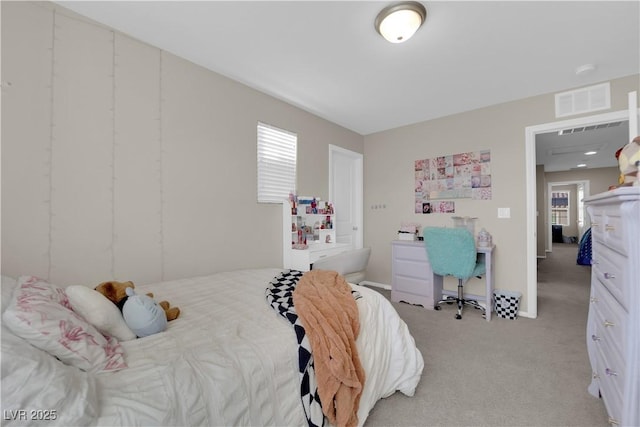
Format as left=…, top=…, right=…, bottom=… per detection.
left=1, top=268, right=424, bottom=426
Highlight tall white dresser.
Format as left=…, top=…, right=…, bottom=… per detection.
left=584, top=187, right=639, bottom=426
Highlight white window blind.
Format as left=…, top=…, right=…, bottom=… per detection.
left=257, top=122, right=297, bottom=203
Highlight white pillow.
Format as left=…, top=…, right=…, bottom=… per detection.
left=66, top=285, right=136, bottom=342
left=1, top=324, right=98, bottom=426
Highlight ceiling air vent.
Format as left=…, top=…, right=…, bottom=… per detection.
left=555, top=82, right=611, bottom=118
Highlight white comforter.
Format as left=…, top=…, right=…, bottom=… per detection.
left=4, top=269, right=424, bottom=426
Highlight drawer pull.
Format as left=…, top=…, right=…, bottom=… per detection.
left=604, top=320, right=615, bottom=327
left=604, top=272, right=616, bottom=279
left=605, top=224, right=615, bottom=231
left=608, top=417, right=620, bottom=425
left=593, top=372, right=599, bottom=379
left=591, top=222, right=599, bottom=228
left=605, top=368, right=618, bottom=377
left=591, top=334, right=600, bottom=342
left=590, top=297, right=598, bottom=303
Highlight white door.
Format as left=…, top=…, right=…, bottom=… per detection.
left=329, top=145, right=363, bottom=249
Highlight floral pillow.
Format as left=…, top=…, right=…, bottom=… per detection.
left=2, top=276, right=127, bottom=373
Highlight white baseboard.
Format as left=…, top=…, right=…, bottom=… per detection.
left=359, top=280, right=391, bottom=290
left=517, top=310, right=535, bottom=319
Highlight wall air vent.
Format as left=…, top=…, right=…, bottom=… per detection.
left=555, top=82, right=611, bottom=118
left=558, top=121, right=622, bottom=136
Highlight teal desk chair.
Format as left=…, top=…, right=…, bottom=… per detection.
left=423, top=227, right=486, bottom=319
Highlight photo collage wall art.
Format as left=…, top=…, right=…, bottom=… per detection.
left=415, top=150, right=492, bottom=214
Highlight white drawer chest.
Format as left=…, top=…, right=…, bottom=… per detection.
left=585, top=187, right=639, bottom=426
left=391, top=240, right=438, bottom=309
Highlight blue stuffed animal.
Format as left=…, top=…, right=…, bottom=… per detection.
left=122, top=287, right=168, bottom=338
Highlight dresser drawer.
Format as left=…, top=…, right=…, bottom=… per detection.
left=589, top=208, right=605, bottom=242
left=590, top=279, right=627, bottom=363
left=594, top=342, right=624, bottom=425
left=395, top=259, right=433, bottom=279
left=590, top=205, right=627, bottom=257
left=592, top=243, right=628, bottom=309
left=393, top=243, right=428, bottom=262
left=309, top=246, right=348, bottom=263
left=393, top=274, right=432, bottom=296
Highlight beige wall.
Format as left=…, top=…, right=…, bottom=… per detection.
left=1, top=2, right=363, bottom=286
left=363, top=76, right=638, bottom=315
left=546, top=167, right=619, bottom=197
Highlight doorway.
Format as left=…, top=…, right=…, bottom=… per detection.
left=525, top=108, right=630, bottom=319
left=328, top=145, right=363, bottom=249
left=546, top=179, right=590, bottom=252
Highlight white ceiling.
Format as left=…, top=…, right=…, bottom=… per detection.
left=56, top=1, right=639, bottom=170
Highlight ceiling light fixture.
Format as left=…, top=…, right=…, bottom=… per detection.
left=577, top=163, right=587, bottom=168
left=375, top=1, right=427, bottom=43
left=584, top=151, right=597, bottom=155
left=575, top=63, right=596, bottom=76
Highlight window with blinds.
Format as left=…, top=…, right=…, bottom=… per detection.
left=551, top=191, right=570, bottom=226
left=257, top=122, right=297, bottom=203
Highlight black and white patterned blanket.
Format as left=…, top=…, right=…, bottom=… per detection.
left=266, top=270, right=324, bottom=427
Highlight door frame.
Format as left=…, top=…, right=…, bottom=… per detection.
left=328, top=144, right=363, bottom=249
left=525, top=108, right=629, bottom=319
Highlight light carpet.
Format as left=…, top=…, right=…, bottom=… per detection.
left=363, top=243, right=608, bottom=427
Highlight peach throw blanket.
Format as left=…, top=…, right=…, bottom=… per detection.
left=293, top=270, right=365, bottom=427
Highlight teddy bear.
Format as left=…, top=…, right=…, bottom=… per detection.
left=94, top=280, right=180, bottom=322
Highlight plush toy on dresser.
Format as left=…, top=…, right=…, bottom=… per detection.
left=616, top=135, right=640, bottom=186
left=94, top=280, right=180, bottom=337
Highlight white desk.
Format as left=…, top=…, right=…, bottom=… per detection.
left=391, top=241, right=495, bottom=321
left=287, top=242, right=352, bottom=271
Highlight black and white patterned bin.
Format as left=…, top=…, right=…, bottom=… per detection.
left=493, top=290, right=522, bottom=319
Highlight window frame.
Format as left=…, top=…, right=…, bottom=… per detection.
left=257, top=122, right=297, bottom=204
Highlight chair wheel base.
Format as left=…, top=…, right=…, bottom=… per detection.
left=434, top=305, right=442, bottom=311
left=455, top=314, right=462, bottom=319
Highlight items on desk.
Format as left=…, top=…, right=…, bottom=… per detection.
left=477, top=228, right=492, bottom=247
left=451, top=216, right=477, bottom=237
left=397, top=231, right=417, bottom=241
left=398, top=222, right=421, bottom=241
